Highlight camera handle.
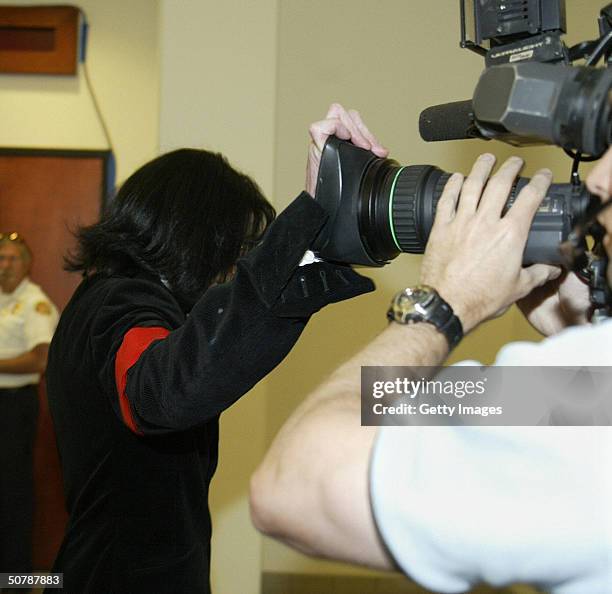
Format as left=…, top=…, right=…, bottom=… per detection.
left=588, top=252, right=612, bottom=322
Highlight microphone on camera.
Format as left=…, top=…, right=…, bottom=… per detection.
left=419, top=100, right=489, bottom=142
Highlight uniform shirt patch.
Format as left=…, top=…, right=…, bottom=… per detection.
left=35, top=301, right=52, bottom=315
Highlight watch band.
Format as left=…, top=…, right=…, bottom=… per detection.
left=425, top=295, right=463, bottom=350
left=387, top=286, right=463, bottom=350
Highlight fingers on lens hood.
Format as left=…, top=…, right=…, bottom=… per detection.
left=313, top=137, right=449, bottom=266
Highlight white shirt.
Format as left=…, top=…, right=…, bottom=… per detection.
left=370, top=320, right=612, bottom=594
left=0, top=277, right=59, bottom=388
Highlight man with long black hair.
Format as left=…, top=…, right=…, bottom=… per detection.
left=45, top=105, right=386, bottom=593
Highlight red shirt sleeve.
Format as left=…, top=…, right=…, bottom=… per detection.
left=114, top=327, right=170, bottom=434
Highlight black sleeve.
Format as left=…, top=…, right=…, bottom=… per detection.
left=93, top=193, right=375, bottom=435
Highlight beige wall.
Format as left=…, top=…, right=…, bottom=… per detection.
left=0, top=0, right=160, bottom=183
left=159, top=2, right=278, bottom=594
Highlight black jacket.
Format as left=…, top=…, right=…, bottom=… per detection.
left=46, top=194, right=374, bottom=594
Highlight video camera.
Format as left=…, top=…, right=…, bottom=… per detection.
left=421, top=0, right=612, bottom=155
left=313, top=1, right=612, bottom=316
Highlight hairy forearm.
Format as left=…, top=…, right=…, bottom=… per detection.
left=265, top=322, right=448, bottom=450
left=0, top=344, right=48, bottom=374
left=250, top=322, right=449, bottom=568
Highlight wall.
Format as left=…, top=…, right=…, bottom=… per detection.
left=159, top=2, right=278, bottom=593
left=263, top=0, right=605, bottom=577
left=0, top=0, right=160, bottom=183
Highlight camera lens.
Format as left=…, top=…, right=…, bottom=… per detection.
left=358, top=160, right=452, bottom=262
left=314, top=136, right=591, bottom=267
left=357, top=156, right=590, bottom=265
left=555, top=66, right=612, bottom=156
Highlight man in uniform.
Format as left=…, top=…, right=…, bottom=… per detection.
left=0, top=233, right=58, bottom=580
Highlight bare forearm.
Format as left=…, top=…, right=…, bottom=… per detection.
left=258, top=322, right=448, bottom=475
left=334, top=321, right=449, bottom=378
left=250, top=322, right=448, bottom=567
left=281, top=322, right=448, bottom=431
left=0, top=344, right=48, bottom=374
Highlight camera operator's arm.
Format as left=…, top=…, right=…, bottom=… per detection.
left=250, top=154, right=560, bottom=567
left=517, top=271, right=590, bottom=336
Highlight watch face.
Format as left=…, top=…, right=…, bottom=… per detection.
left=406, top=286, right=435, bottom=306
left=396, top=294, right=420, bottom=316
left=393, top=286, right=436, bottom=321
left=388, top=285, right=461, bottom=347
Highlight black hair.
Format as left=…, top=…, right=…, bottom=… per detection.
left=66, top=148, right=275, bottom=309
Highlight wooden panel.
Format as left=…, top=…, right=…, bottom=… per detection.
left=0, top=150, right=108, bottom=569
left=0, top=152, right=105, bottom=309
left=0, top=26, right=55, bottom=51
left=0, top=6, right=80, bottom=74
left=262, top=573, right=541, bottom=594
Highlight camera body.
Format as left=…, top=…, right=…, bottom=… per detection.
left=450, top=0, right=612, bottom=149
left=314, top=0, right=611, bottom=280
left=419, top=1, right=612, bottom=154
left=461, top=0, right=567, bottom=66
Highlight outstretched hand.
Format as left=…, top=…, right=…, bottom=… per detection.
left=305, top=103, right=388, bottom=197
left=420, top=154, right=562, bottom=333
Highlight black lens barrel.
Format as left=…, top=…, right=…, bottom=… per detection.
left=358, top=161, right=452, bottom=261
left=356, top=154, right=590, bottom=265
left=358, top=158, right=402, bottom=264
left=390, top=165, right=452, bottom=253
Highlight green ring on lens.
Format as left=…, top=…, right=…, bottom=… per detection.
left=388, top=166, right=407, bottom=251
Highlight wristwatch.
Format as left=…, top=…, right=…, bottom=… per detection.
left=386, top=284, right=463, bottom=350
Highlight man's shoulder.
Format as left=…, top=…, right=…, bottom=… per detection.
left=73, top=273, right=173, bottom=303
left=68, top=273, right=183, bottom=327
left=21, top=279, right=58, bottom=314
left=495, top=321, right=612, bottom=366
left=99, top=273, right=177, bottom=306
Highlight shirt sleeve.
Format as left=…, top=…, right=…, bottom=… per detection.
left=23, top=296, right=59, bottom=351
left=370, top=425, right=612, bottom=594
left=92, top=193, right=375, bottom=435
left=369, top=332, right=612, bottom=593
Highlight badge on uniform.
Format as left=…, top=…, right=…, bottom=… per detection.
left=35, top=301, right=52, bottom=315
